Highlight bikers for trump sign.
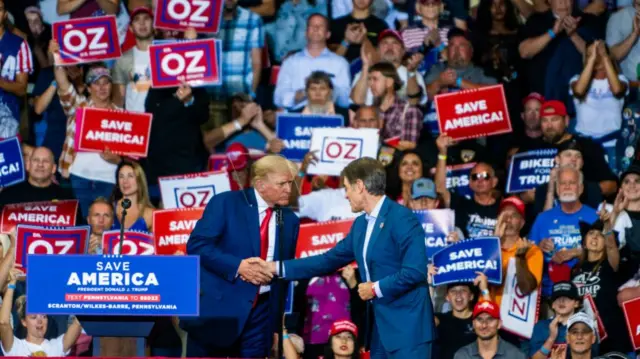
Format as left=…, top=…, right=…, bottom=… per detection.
left=434, top=85, right=511, bottom=140
left=276, top=113, right=344, bottom=162
left=53, top=16, right=122, bottom=65
left=506, top=149, right=557, bottom=193
left=153, top=208, right=204, bottom=255
left=75, top=108, right=153, bottom=157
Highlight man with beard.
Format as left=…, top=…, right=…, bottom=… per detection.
left=274, top=14, right=351, bottom=110
left=509, top=92, right=544, bottom=156
left=367, top=61, right=422, bottom=150
left=520, top=100, right=617, bottom=197
left=209, top=0, right=263, bottom=100
left=112, top=7, right=154, bottom=112
left=351, top=29, right=426, bottom=106
left=0, top=0, right=33, bottom=138
left=529, top=166, right=598, bottom=299
left=453, top=300, right=526, bottom=359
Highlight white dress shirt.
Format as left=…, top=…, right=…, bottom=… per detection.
left=255, top=189, right=276, bottom=294
left=273, top=47, right=351, bottom=109
left=363, top=196, right=386, bottom=298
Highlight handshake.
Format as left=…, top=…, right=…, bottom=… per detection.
left=238, top=257, right=277, bottom=285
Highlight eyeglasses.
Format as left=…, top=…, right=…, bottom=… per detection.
left=471, top=172, right=492, bottom=181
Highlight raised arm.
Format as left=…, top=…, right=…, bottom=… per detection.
left=435, top=134, right=454, bottom=207
left=519, top=18, right=563, bottom=59
left=0, top=272, right=17, bottom=353
left=62, top=316, right=83, bottom=352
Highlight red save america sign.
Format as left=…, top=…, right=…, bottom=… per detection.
left=623, top=297, right=640, bottom=350
left=434, top=84, right=511, bottom=140
left=102, top=230, right=156, bottom=255
left=153, top=208, right=204, bottom=255
left=53, top=16, right=122, bottom=65
left=149, top=39, right=221, bottom=88
left=1, top=200, right=79, bottom=233
left=295, top=219, right=355, bottom=259
left=154, top=0, right=223, bottom=33
left=15, top=225, right=89, bottom=273
left=75, top=107, right=153, bottom=157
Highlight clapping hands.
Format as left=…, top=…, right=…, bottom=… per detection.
left=238, top=257, right=275, bottom=285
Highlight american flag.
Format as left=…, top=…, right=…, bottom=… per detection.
left=401, top=27, right=450, bottom=51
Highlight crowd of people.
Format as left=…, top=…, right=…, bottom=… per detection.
left=0, top=0, right=638, bottom=357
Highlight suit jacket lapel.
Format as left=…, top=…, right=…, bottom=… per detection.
left=244, top=188, right=261, bottom=257
left=365, top=198, right=390, bottom=269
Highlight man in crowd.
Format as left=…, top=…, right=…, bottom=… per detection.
left=521, top=100, right=617, bottom=197
left=436, top=134, right=500, bottom=238
left=0, top=0, right=33, bottom=138
left=351, top=29, right=426, bottom=106
left=453, top=300, right=526, bottom=359
left=329, top=0, right=388, bottom=63
left=529, top=166, right=599, bottom=300
left=0, top=146, right=74, bottom=207
left=112, top=6, right=154, bottom=112
left=274, top=14, right=351, bottom=110
left=606, top=0, right=640, bottom=83
left=510, top=92, right=545, bottom=156
left=368, top=61, right=422, bottom=150
left=184, top=155, right=298, bottom=358
left=87, top=197, right=114, bottom=255
left=550, top=312, right=598, bottom=359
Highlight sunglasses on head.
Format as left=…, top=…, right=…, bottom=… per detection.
left=471, top=172, right=492, bottom=181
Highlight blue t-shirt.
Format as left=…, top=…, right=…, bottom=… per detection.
left=529, top=205, right=598, bottom=296
left=0, top=31, right=33, bottom=138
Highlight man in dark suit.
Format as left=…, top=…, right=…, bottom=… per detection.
left=181, top=155, right=299, bottom=358
left=267, top=157, right=435, bottom=358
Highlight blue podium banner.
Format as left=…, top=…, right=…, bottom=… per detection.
left=0, top=137, right=25, bottom=188
left=413, top=209, right=454, bottom=259
left=432, top=237, right=502, bottom=286
left=506, top=149, right=557, bottom=193
left=276, top=113, right=344, bottom=161
left=26, top=254, right=199, bottom=316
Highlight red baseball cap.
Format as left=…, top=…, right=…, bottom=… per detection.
left=499, top=196, right=525, bottom=218
left=225, top=143, right=250, bottom=171
left=329, top=320, right=358, bottom=338
left=472, top=300, right=500, bottom=320
left=379, top=29, right=402, bottom=44
left=539, top=100, right=567, bottom=118
left=522, top=92, right=545, bottom=106
left=131, top=6, right=153, bottom=20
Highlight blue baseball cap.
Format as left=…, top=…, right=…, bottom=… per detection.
left=411, top=178, right=437, bottom=200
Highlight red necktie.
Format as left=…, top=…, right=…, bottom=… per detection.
left=260, top=207, right=273, bottom=260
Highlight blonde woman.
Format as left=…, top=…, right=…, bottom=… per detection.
left=110, top=161, right=154, bottom=231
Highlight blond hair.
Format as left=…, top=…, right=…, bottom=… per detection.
left=251, top=155, right=294, bottom=186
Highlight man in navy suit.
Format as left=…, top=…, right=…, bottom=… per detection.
left=267, top=157, right=435, bottom=358
left=181, top=155, right=299, bottom=358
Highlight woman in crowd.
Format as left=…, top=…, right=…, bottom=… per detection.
left=0, top=271, right=82, bottom=356
left=110, top=160, right=154, bottom=232
left=321, top=320, right=360, bottom=359
left=389, top=151, right=425, bottom=205
left=572, top=218, right=632, bottom=353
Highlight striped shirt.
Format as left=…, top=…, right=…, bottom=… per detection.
left=0, top=31, right=33, bottom=138
left=402, top=26, right=450, bottom=52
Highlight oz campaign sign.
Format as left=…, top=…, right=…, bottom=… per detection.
left=155, top=0, right=223, bottom=33
left=307, top=128, right=380, bottom=176
left=75, top=108, right=153, bottom=157
left=159, top=171, right=231, bottom=209
left=622, top=297, right=640, bottom=350
left=153, top=208, right=204, bottom=255
left=295, top=219, right=355, bottom=258
left=26, top=255, right=199, bottom=316
left=506, top=149, right=557, bottom=193
left=1, top=200, right=79, bottom=233
left=0, top=137, right=25, bottom=187
left=149, top=39, right=221, bottom=88
left=53, top=16, right=122, bottom=65
left=432, top=237, right=502, bottom=286
left=435, top=85, right=511, bottom=140
left=102, top=231, right=155, bottom=255
left=276, top=113, right=344, bottom=162
left=413, top=209, right=454, bottom=259
left=15, top=225, right=89, bottom=273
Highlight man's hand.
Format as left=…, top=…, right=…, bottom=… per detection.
left=552, top=17, right=565, bottom=35
left=548, top=315, right=560, bottom=342
left=539, top=238, right=555, bottom=253
left=238, top=257, right=273, bottom=285
left=238, top=102, right=260, bottom=127
left=435, top=133, right=455, bottom=154
left=266, top=138, right=285, bottom=154
left=438, top=68, right=457, bottom=86
left=551, top=248, right=578, bottom=264
left=100, top=147, right=121, bottom=164
left=494, top=211, right=508, bottom=238
left=88, top=234, right=101, bottom=254
left=358, top=282, right=375, bottom=300
left=562, top=16, right=580, bottom=36
left=300, top=150, right=319, bottom=174
left=550, top=345, right=567, bottom=359
left=473, top=271, right=488, bottom=292
left=516, top=237, right=533, bottom=258
left=294, top=89, right=306, bottom=104
left=405, top=53, right=424, bottom=72
left=446, top=231, right=460, bottom=244
left=634, top=13, right=640, bottom=35
left=341, top=265, right=358, bottom=289
left=424, top=28, right=441, bottom=47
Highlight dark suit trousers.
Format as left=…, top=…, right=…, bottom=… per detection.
left=186, top=292, right=271, bottom=358
left=370, top=314, right=433, bottom=359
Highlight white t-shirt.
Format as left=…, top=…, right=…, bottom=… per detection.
left=298, top=188, right=361, bottom=221
left=570, top=74, right=629, bottom=138
left=125, top=47, right=152, bottom=113
left=352, top=65, right=428, bottom=106
left=1, top=334, right=69, bottom=357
